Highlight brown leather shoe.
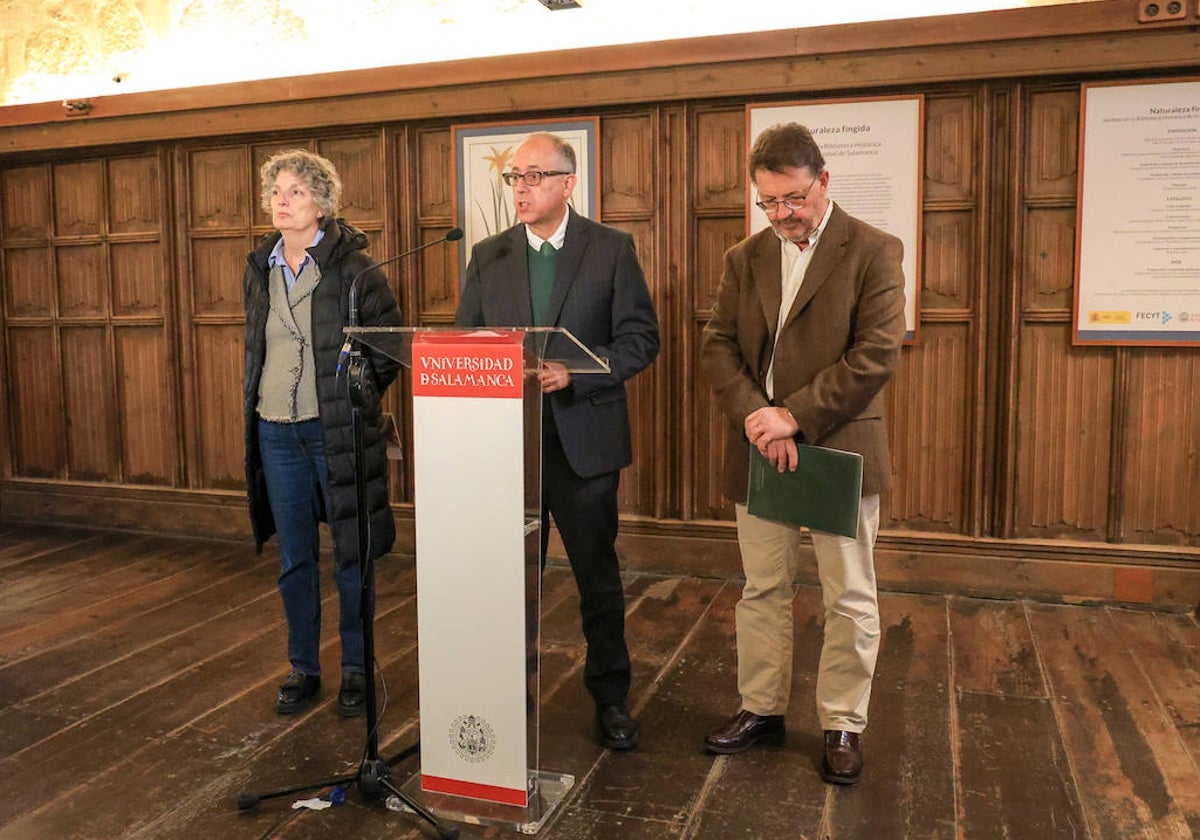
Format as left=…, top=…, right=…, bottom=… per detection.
left=821, top=730, right=863, bottom=784
left=704, top=709, right=785, bottom=754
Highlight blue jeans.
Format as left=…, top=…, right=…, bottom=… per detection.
left=258, top=417, right=364, bottom=676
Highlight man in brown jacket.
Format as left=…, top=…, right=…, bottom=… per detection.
left=700, top=122, right=905, bottom=785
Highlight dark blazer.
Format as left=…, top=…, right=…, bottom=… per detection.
left=701, top=203, right=906, bottom=502
left=455, top=209, right=659, bottom=478
left=243, top=216, right=402, bottom=566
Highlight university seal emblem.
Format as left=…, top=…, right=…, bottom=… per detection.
left=449, top=714, right=496, bottom=763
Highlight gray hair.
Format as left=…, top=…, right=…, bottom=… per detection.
left=259, top=149, right=342, bottom=217
left=525, top=132, right=577, bottom=173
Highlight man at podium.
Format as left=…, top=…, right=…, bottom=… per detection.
left=455, top=132, right=659, bottom=751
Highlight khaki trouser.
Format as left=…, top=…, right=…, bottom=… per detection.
left=733, top=495, right=881, bottom=732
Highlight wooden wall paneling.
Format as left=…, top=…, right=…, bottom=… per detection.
left=416, top=125, right=453, bottom=222
left=993, top=82, right=1028, bottom=540
left=614, top=219, right=657, bottom=519
left=107, top=155, right=160, bottom=235
left=1024, top=89, right=1079, bottom=202
left=0, top=3, right=1192, bottom=148
left=51, top=160, right=104, bottom=237
left=55, top=244, right=107, bottom=318
left=3, top=16, right=1200, bottom=598
left=1123, top=351, right=1200, bottom=547
left=690, top=227, right=745, bottom=521
left=0, top=162, right=53, bottom=491
left=1004, top=84, right=1091, bottom=540
left=179, top=143, right=252, bottom=492
left=889, top=91, right=981, bottom=536
left=692, top=328, right=733, bottom=524
left=317, top=133, right=386, bottom=226
left=415, top=232, right=460, bottom=324
left=924, top=93, right=976, bottom=205
left=689, top=107, right=746, bottom=523
left=662, top=104, right=688, bottom=521
left=689, top=207, right=744, bottom=523
left=189, top=146, right=251, bottom=231
left=6, top=325, right=64, bottom=477
left=413, top=126, right=454, bottom=324
left=3, top=245, right=53, bottom=316
left=188, top=237, right=248, bottom=319
left=1013, top=324, right=1113, bottom=540
left=60, top=325, right=118, bottom=481
left=192, top=323, right=244, bottom=490
left=601, top=111, right=658, bottom=519
left=1, top=164, right=52, bottom=239
left=600, top=113, right=655, bottom=218
left=978, top=82, right=1017, bottom=539
left=114, top=326, right=176, bottom=485
left=390, top=122, right=416, bottom=507
left=885, top=324, right=970, bottom=532
left=110, top=149, right=176, bottom=489
left=110, top=241, right=163, bottom=316
left=13, top=17, right=1198, bottom=156
left=921, top=211, right=975, bottom=311
left=693, top=108, right=745, bottom=211
left=1022, top=207, right=1076, bottom=314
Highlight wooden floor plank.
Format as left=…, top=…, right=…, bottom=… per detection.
left=688, top=585, right=830, bottom=840
left=949, top=595, right=1046, bottom=698
left=558, top=576, right=726, bottom=826
left=957, top=692, right=1089, bottom=838
left=0, top=527, right=102, bottom=570
left=1028, top=602, right=1200, bottom=839
left=0, top=540, right=251, bottom=660
left=0, top=562, right=273, bottom=707
left=951, top=597, right=1089, bottom=839
left=126, top=584, right=426, bottom=840
left=826, top=591, right=957, bottom=839
left=0, top=565, right=421, bottom=839
left=1106, top=607, right=1200, bottom=834
left=0, top=531, right=150, bottom=605
left=0, top=528, right=1197, bottom=839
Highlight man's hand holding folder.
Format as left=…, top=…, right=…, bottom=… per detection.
left=746, top=443, right=863, bottom=539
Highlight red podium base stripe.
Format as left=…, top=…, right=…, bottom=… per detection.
left=421, top=774, right=528, bottom=807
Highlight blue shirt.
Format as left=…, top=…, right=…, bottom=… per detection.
left=268, top=229, right=325, bottom=290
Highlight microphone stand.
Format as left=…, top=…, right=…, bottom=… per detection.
left=237, top=231, right=463, bottom=840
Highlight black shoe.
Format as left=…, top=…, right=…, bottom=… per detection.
left=821, top=730, right=863, bottom=785
left=595, top=704, right=639, bottom=750
left=276, top=670, right=320, bottom=715
left=704, top=709, right=785, bottom=754
left=338, top=672, right=367, bottom=718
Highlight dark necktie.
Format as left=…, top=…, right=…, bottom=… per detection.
left=528, top=241, right=557, bottom=326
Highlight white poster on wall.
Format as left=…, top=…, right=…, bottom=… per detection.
left=748, top=97, right=923, bottom=342
left=1075, top=78, right=1200, bottom=346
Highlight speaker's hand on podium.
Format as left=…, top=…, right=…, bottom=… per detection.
left=536, top=361, right=572, bottom=393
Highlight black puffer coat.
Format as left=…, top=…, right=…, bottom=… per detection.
left=243, top=216, right=402, bottom=567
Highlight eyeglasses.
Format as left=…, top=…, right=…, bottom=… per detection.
left=754, top=176, right=819, bottom=214
left=501, top=170, right=572, bottom=187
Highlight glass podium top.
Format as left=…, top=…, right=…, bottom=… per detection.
left=344, top=326, right=610, bottom=375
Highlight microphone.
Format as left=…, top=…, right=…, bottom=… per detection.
left=348, top=227, right=463, bottom=328
left=338, top=227, right=463, bottom=376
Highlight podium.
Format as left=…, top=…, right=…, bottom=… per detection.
left=345, top=326, right=609, bottom=834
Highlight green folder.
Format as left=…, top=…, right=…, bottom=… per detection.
left=746, top=443, right=863, bottom=538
